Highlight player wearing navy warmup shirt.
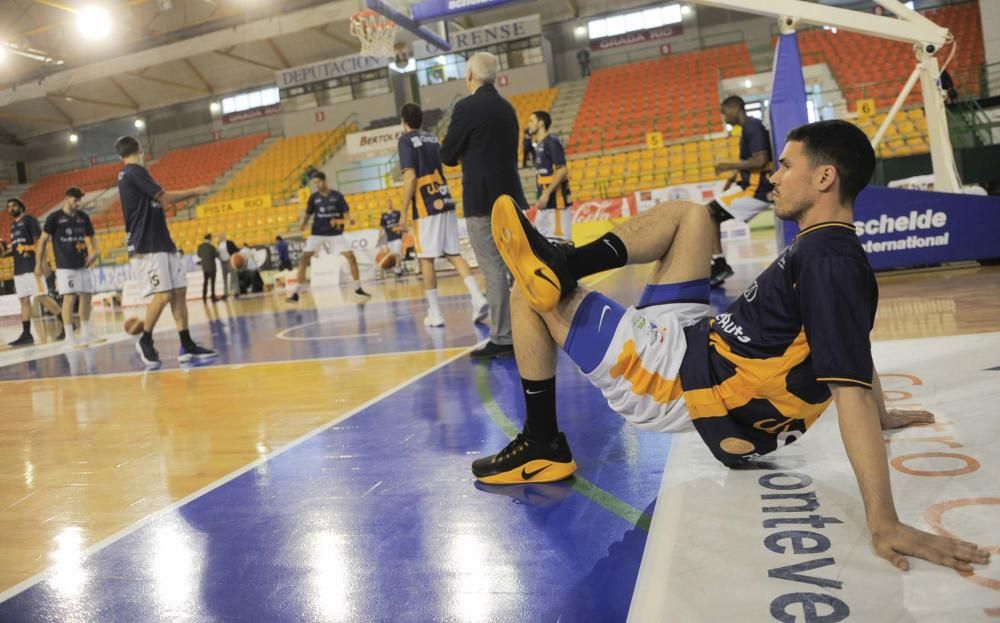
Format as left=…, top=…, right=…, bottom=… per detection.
left=397, top=103, right=488, bottom=328
left=379, top=201, right=404, bottom=277
left=115, top=135, right=216, bottom=368
left=473, top=120, right=990, bottom=575
left=708, top=95, right=775, bottom=287
left=3, top=199, right=64, bottom=346
left=287, top=171, right=370, bottom=302
left=528, top=111, right=573, bottom=243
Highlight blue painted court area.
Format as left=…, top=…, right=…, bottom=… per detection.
left=0, top=353, right=667, bottom=622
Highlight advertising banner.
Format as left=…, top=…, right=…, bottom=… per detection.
left=412, top=15, right=541, bottom=60
left=197, top=194, right=273, bottom=219
left=589, top=24, right=683, bottom=52
left=276, top=54, right=390, bottom=90
left=346, top=127, right=406, bottom=160
left=410, top=0, right=519, bottom=21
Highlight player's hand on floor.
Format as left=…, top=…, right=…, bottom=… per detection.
left=880, top=408, right=935, bottom=430
left=872, top=522, right=990, bottom=571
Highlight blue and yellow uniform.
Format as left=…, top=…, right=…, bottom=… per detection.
left=397, top=130, right=455, bottom=220
left=534, top=134, right=572, bottom=211
left=679, top=222, right=877, bottom=465
left=380, top=209, right=403, bottom=242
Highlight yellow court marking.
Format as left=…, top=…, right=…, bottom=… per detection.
left=0, top=347, right=467, bottom=593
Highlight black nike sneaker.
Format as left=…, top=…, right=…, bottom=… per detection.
left=286, top=292, right=300, bottom=303
left=710, top=257, right=734, bottom=288
left=471, top=432, right=577, bottom=485
left=491, top=195, right=576, bottom=313
left=135, top=338, right=161, bottom=369
left=179, top=343, right=218, bottom=363
left=8, top=332, right=34, bottom=348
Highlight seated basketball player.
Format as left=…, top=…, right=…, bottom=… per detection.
left=474, top=120, right=989, bottom=572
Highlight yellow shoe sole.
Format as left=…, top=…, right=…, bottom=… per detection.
left=475, top=458, right=578, bottom=485
left=491, top=195, right=563, bottom=313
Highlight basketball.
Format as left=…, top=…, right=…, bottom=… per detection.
left=231, top=253, right=247, bottom=270
left=376, top=249, right=398, bottom=270
left=124, top=318, right=144, bottom=335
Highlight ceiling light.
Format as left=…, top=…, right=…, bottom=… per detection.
left=680, top=5, right=692, bottom=16
left=744, top=79, right=752, bottom=88
left=134, top=119, right=145, bottom=129
left=574, top=26, right=587, bottom=38
left=77, top=7, right=112, bottom=41
left=209, top=102, right=221, bottom=113
left=69, top=133, right=79, bottom=144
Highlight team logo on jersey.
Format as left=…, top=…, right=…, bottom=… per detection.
left=743, top=280, right=758, bottom=302
left=632, top=316, right=646, bottom=330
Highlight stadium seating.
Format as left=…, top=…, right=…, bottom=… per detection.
left=567, top=43, right=754, bottom=154
left=91, top=133, right=269, bottom=231
left=798, top=3, right=984, bottom=112
left=209, top=126, right=354, bottom=204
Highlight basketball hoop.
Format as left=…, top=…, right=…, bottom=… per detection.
left=350, top=10, right=399, bottom=59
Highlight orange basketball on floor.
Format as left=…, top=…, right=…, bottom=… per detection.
left=124, top=318, right=144, bottom=335
left=377, top=250, right=398, bottom=270
left=231, top=253, right=247, bottom=270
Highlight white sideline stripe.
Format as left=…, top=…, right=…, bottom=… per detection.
left=0, top=342, right=481, bottom=605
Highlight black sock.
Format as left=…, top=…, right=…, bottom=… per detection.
left=179, top=329, right=197, bottom=349
left=522, top=377, right=558, bottom=444
left=140, top=331, right=153, bottom=345
left=21, top=320, right=30, bottom=335
left=568, top=233, right=628, bottom=280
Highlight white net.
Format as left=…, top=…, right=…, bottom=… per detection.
left=350, top=11, right=399, bottom=59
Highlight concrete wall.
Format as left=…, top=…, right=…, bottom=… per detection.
left=282, top=93, right=397, bottom=138
left=419, top=63, right=551, bottom=111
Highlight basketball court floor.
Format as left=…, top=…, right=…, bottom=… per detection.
left=0, top=236, right=997, bottom=622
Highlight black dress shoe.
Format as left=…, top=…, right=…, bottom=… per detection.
left=470, top=341, right=514, bottom=360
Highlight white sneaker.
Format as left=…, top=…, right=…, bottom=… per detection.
left=424, top=313, right=445, bottom=328
left=472, top=297, right=489, bottom=324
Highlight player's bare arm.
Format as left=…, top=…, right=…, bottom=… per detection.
left=831, top=384, right=990, bottom=571
left=85, top=236, right=100, bottom=268
left=33, top=233, right=50, bottom=277
left=159, top=185, right=209, bottom=205
left=400, top=169, right=417, bottom=231
left=871, top=367, right=936, bottom=430
left=715, top=149, right=768, bottom=175
left=537, top=165, right=568, bottom=207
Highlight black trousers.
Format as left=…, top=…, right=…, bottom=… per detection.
left=202, top=271, right=217, bottom=299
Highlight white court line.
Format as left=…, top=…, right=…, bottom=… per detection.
left=0, top=341, right=482, bottom=605
left=275, top=319, right=381, bottom=342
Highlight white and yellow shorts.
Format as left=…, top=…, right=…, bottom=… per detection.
left=131, top=252, right=187, bottom=297
left=413, top=211, right=460, bottom=259
left=535, top=207, right=573, bottom=242
left=56, top=268, right=95, bottom=295
left=14, top=273, right=45, bottom=299
left=563, top=281, right=711, bottom=432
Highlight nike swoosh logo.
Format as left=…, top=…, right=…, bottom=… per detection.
left=534, top=268, right=558, bottom=289
left=603, top=239, right=620, bottom=257
left=598, top=305, right=611, bottom=331
left=521, top=465, right=549, bottom=480
left=525, top=389, right=546, bottom=395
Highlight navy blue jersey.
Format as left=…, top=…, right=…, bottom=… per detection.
left=118, top=163, right=176, bottom=255
left=534, top=134, right=572, bottom=210
left=9, top=215, right=42, bottom=276
left=380, top=210, right=403, bottom=242
left=307, top=190, right=349, bottom=236
left=43, top=209, right=94, bottom=270
left=738, top=117, right=774, bottom=201
left=679, top=222, right=877, bottom=466
left=398, top=130, right=455, bottom=220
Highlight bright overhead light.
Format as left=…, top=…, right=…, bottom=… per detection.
left=574, top=25, right=587, bottom=37
left=134, top=119, right=145, bottom=129
left=209, top=102, right=221, bottom=113
left=77, top=7, right=112, bottom=41
left=744, top=79, right=752, bottom=88
left=69, top=133, right=79, bottom=144
left=680, top=5, right=692, bottom=16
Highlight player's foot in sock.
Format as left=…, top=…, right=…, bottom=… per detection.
left=710, top=257, right=734, bottom=288
left=471, top=431, right=576, bottom=484
left=8, top=332, right=34, bottom=348
left=179, top=343, right=218, bottom=363
left=471, top=296, right=489, bottom=324
left=355, top=287, right=371, bottom=298
left=491, top=194, right=576, bottom=313
left=286, top=292, right=299, bottom=303
left=135, top=338, right=161, bottom=369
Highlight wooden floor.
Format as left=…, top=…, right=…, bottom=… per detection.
left=0, top=241, right=998, bottom=620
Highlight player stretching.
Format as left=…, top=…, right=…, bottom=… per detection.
left=474, top=120, right=989, bottom=574
left=115, top=135, right=217, bottom=368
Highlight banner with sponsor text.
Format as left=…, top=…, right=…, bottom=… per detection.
left=196, top=194, right=273, bottom=219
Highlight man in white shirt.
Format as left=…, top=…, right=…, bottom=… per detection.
left=217, top=233, right=235, bottom=298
